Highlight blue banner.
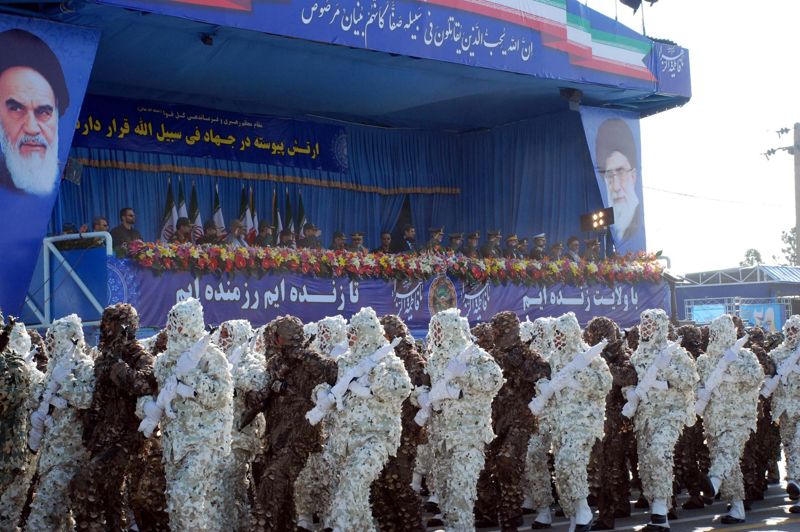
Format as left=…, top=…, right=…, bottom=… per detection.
left=73, top=95, right=349, bottom=172
left=97, top=0, right=690, bottom=96
left=0, top=16, right=99, bottom=315
left=579, top=106, right=646, bottom=254
left=740, top=303, right=783, bottom=334
left=108, top=259, right=668, bottom=332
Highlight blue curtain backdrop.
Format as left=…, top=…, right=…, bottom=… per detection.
left=55, top=110, right=603, bottom=250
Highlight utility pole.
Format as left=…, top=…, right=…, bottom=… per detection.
left=762, top=123, right=800, bottom=265
left=795, top=123, right=800, bottom=265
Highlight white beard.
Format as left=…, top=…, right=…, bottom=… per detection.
left=0, top=122, right=59, bottom=196
left=612, top=195, right=639, bottom=241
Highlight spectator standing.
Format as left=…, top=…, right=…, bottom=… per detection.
left=110, top=208, right=143, bottom=252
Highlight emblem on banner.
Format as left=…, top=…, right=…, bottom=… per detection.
left=428, top=275, right=457, bottom=315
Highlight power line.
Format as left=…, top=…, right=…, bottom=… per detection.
left=643, top=186, right=791, bottom=208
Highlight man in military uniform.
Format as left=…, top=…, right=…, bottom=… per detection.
left=330, top=231, right=346, bottom=251
left=298, top=223, right=321, bottom=249
left=480, top=230, right=502, bottom=258
left=347, top=232, right=368, bottom=253
left=460, top=232, right=480, bottom=258
left=530, top=233, right=546, bottom=260
left=503, top=234, right=524, bottom=259
left=446, top=232, right=463, bottom=253
left=425, top=227, right=445, bottom=253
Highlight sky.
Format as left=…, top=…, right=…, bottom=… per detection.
left=586, top=0, right=800, bottom=274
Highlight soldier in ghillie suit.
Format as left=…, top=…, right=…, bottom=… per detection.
left=531, top=313, right=612, bottom=531
left=476, top=311, right=551, bottom=531
left=471, top=322, right=495, bottom=351
left=295, top=316, right=348, bottom=530
left=695, top=315, right=763, bottom=524
left=128, top=329, right=170, bottom=532
left=740, top=326, right=779, bottom=505
left=623, top=309, right=698, bottom=532
left=672, top=324, right=711, bottom=511
left=583, top=317, right=637, bottom=531
left=520, top=317, right=557, bottom=529
left=422, top=309, right=504, bottom=531
left=763, top=315, right=800, bottom=513
left=138, top=298, right=233, bottom=532
left=320, top=308, right=412, bottom=531
left=28, top=329, right=48, bottom=373
left=249, top=315, right=338, bottom=531
left=366, top=314, right=430, bottom=532
left=217, top=319, right=267, bottom=531
left=26, top=314, right=96, bottom=532
left=71, top=304, right=157, bottom=532
left=1, top=318, right=40, bottom=532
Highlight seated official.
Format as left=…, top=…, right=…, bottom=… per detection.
left=480, top=230, right=502, bottom=258
left=565, top=236, right=581, bottom=262
left=446, top=232, right=463, bottom=253
left=330, top=231, right=346, bottom=251
left=390, top=224, right=417, bottom=254
left=549, top=241, right=565, bottom=260
left=254, top=221, right=275, bottom=247
left=298, top=223, right=322, bottom=249
left=278, top=229, right=296, bottom=248
left=529, top=233, right=547, bottom=260
left=226, top=219, right=247, bottom=248
left=196, top=220, right=221, bottom=245
left=460, top=232, right=480, bottom=258
left=170, top=217, right=192, bottom=244
left=424, top=227, right=444, bottom=253
left=347, top=232, right=368, bottom=253
left=371, top=232, right=392, bottom=254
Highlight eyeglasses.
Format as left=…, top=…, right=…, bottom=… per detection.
left=600, top=167, right=634, bottom=181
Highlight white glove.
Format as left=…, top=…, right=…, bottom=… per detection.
left=528, top=395, right=547, bottom=416
left=723, top=349, right=738, bottom=363
left=447, top=359, right=468, bottom=378
left=654, top=350, right=671, bottom=369
left=537, top=380, right=553, bottom=399
left=143, top=397, right=162, bottom=419
left=354, top=359, right=374, bottom=377
left=51, top=361, right=71, bottom=384
left=650, top=379, right=668, bottom=391
left=417, top=391, right=432, bottom=410
left=621, top=400, right=637, bottom=419
left=175, top=351, right=197, bottom=377
left=49, top=394, right=68, bottom=409
left=176, top=382, right=195, bottom=399
left=551, top=371, right=574, bottom=392
left=157, top=376, right=178, bottom=419
left=697, top=388, right=711, bottom=404
left=28, top=410, right=46, bottom=451
left=348, top=381, right=371, bottom=398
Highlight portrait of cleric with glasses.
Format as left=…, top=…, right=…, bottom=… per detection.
left=595, top=118, right=645, bottom=254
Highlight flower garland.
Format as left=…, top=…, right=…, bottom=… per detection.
left=125, top=241, right=664, bottom=286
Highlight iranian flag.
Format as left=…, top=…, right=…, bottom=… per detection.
left=296, top=189, right=306, bottom=239
left=159, top=178, right=178, bottom=242
left=248, top=187, right=258, bottom=245
left=239, top=186, right=254, bottom=239
left=189, top=181, right=203, bottom=243
left=284, top=188, right=293, bottom=234
left=177, top=179, right=188, bottom=219
left=271, top=188, right=282, bottom=245
left=212, top=183, right=227, bottom=242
